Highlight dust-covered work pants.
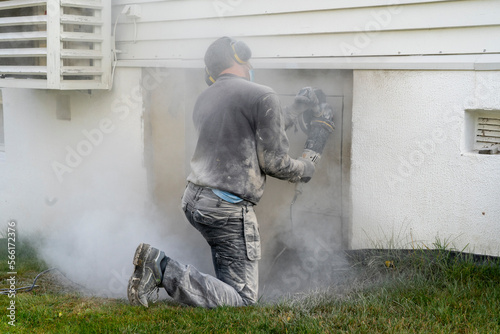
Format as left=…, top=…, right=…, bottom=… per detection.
left=161, top=182, right=261, bottom=308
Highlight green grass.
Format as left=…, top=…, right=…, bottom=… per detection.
left=1, top=238, right=500, bottom=333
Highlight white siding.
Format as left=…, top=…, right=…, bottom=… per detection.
left=112, top=0, right=500, bottom=69
left=0, top=0, right=112, bottom=90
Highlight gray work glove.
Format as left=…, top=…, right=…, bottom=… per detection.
left=298, top=157, right=315, bottom=183
left=288, top=87, right=320, bottom=120
left=315, top=102, right=334, bottom=120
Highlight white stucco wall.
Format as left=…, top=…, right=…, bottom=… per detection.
left=0, top=68, right=148, bottom=230
left=0, top=66, right=227, bottom=296
left=351, top=70, right=500, bottom=255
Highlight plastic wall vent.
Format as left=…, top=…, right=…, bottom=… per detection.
left=476, top=116, right=500, bottom=154
left=0, top=0, right=111, bottom=90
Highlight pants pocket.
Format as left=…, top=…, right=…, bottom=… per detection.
left=215, top=253, right=246, bottom=292
left=192, top=208, right=230, bottom=228
left=243, top=208, right=261, bottom=261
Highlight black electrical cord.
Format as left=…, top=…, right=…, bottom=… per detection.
left=261, top=184, right=302, bottom=297
left=0, top=268, right=56, bottom=295
left=289, top=183, right=304, bottom=232
left=0, top=267, right=85, bottom=295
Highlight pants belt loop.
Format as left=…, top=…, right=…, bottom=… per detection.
left=194, top=185, right=202, bottom=201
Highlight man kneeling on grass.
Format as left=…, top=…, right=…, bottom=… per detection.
left=127, top=36, right=318, bottom=308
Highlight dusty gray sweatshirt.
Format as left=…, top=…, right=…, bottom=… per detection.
left=187, top=74, right=306, bottom=204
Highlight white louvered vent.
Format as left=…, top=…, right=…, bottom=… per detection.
left=0, top=0, right=111, bottom=90
left=476, top=116, right=500, bottom=154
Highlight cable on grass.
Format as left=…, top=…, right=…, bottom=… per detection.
left=0, top=267, right=85, bottom=295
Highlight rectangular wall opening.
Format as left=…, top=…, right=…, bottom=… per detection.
left=142, top=67, right=353, bottom=298
left=465, top=110, right=500, bottom=155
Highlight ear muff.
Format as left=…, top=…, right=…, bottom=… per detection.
left=230, top=40, right=252, bottom=65
left=204, top=37, right=252, bottom=86
left=204, top=67, right=216, bottom=86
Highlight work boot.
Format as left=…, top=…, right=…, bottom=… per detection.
left=127, top=243, right=165, bottom=307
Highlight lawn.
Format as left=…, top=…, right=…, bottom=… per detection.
left=1, top=238, right=500, bottom=333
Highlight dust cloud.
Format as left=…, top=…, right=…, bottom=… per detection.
left=26, top=65, right=352, bottom=302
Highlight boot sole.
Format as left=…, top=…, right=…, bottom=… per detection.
left=133, top=243, right=150, bottom=267
left=127, top=243, right=151, bottom=307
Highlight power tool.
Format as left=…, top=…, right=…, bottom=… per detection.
left=294, top=88, right=335, bottom=194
